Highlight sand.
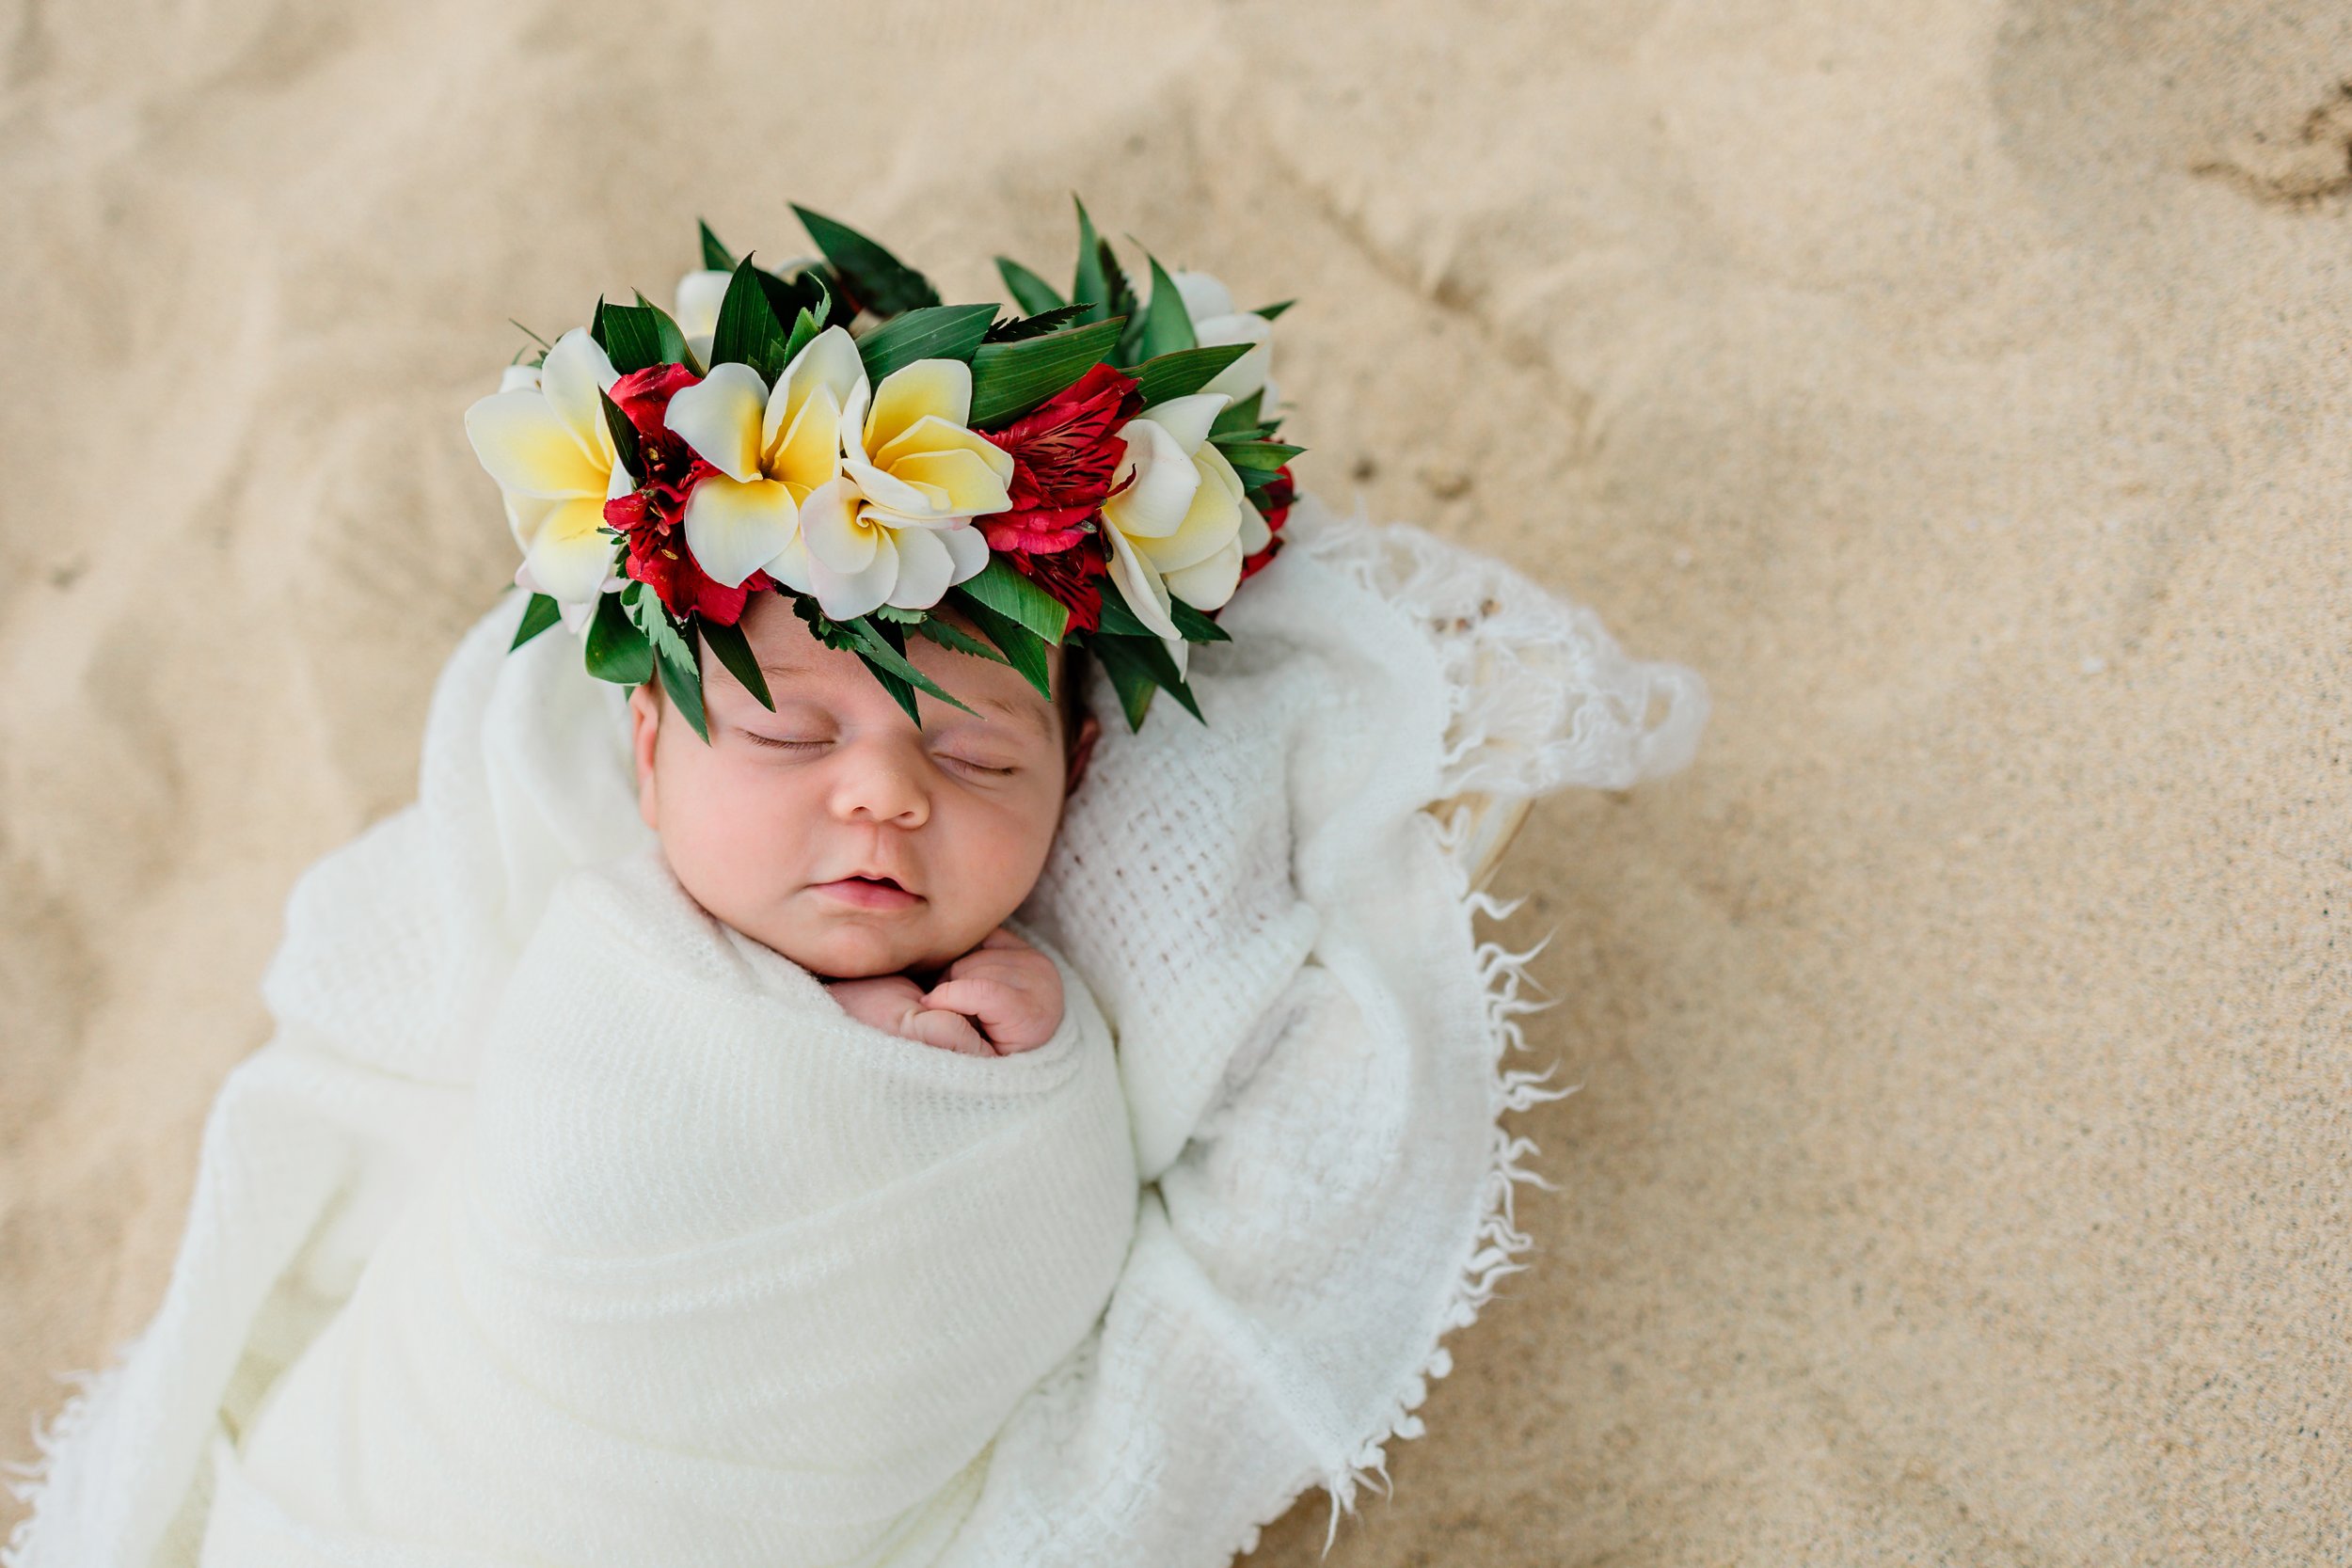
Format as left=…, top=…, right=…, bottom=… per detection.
left=3, top=1, right=2346, bottom=1561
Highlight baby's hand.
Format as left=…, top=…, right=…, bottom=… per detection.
left=824, top=974, right=995, bottom=1056
left=920, top=926, right=1065, bottom=1054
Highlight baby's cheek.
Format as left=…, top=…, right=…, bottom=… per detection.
left=939, top=800, right=1061, bottom=946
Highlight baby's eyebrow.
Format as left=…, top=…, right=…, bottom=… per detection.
left=756, top=657, right=1047, bottom=736
left=959, top=693, right=1051, bottom=736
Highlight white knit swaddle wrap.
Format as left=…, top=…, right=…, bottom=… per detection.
left=6, top=494, right=1707, bottom=1568
left=198, top=851, right=1135, bottom=1566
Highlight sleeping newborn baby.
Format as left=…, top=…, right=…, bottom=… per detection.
left=199, top=594, right=1141, bottom=1567
left=625, top=590, right=1101, bottom=1055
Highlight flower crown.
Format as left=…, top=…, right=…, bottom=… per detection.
left=465, top=199, right=1301, bottom=738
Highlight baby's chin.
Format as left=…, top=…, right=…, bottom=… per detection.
left=736, top=905, right=967, bottom=981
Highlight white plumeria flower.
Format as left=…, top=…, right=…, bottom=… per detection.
left=674, top=269, right=730, bottom=366
left=771, top=356, right=1010, bottom=621
left=1098, top=392, right=1271, bottom=676
left=663, top=325, right=863, bottom=590
left=1171, top=270, right=1278, bottom=413
left=463, top=328, right=629, bottom=611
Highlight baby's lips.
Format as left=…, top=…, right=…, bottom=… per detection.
left=834, top=868, right=918, bottom=895
left=808, top=869, right=926, bottom=911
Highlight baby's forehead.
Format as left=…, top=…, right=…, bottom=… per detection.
left=752, top=620, right=1059, bottom=741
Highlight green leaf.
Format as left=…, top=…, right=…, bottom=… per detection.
left=791, top=203, right=941, bottom=316
left=656, top=643, right=709, bottom=741
left=779, top=310, right=819, bottom=372
left=1209, top=389, right=1264, bottom=437
left=708, top=257, right=791, bottom=382
left=1215, top=437, right=1304, bottom=487
left=806, top=263, right=859, bottom=328
left=842, top=616, right=977, bottom=720
left=954, top=555, right=1070, bottom=643
left=584, top=593, right=653, bottom=685
left=758, top=265, right=831, bottom=335
left=595, top=300, right=667, bottom=374
left=984, top=303, right=1093, bottom=343
left=626, top=591, right=709, bottom=740
left=1094, top=643, right=1154, bottom=729
left=854, top=303, right=996, bottom=384
left=1138, top=253, right=1198, bottom=361
left=511, top=592, right=562, bottom=650
left=1213, top=438, right=1304, bottom=467
left=631, top=292, right=692, bottom=368
left=699, top=219, right=737, bottom=272
left=908, top=612, right=1010, bottom=665
left=946, top=593, right=1056, bottom=701
left=1099, top=236, right=1135, bottom=323
left=968, top=316, right=1126, bottom=427
left=1089, top=636, right=1193, bottom=730
left=785, top=589, right=866, bottom=654
left=1072, top=197, right=1109, bottom=323
left=1253, top=299, right=1295, bottom=322
left=1132, top=341, right=1252, bottom=406
left=1092, top=632, right=1204, bottom=723
left=598, top=389, right=641, bottom=482
left=1091, top=591, right=1153, bottom=639
left=996, top=256, right=1067, bottom=316
left=1094, top=581, right=1231, bottom=645
left=859, top=654, right=922, bottom=726
left=622, top=578, right=686, bottom=657
left=699, top=615, right=772, bottom=710
left=1101, top=245, right=1144, bottom=364
left=1168, top=598, right=1232, bottom=643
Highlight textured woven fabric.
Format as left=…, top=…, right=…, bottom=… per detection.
left=199, top=848, right=1136, bottom=1566
left=6, top=494, right=1706, bottom=1568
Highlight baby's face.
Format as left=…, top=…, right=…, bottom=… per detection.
left=628, top=593, right=1096, bottom=981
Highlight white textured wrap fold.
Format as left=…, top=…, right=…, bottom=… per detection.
left=201, top=850, right=1137, bottom=1565
left=7, top=494, right=1707, bottom=1568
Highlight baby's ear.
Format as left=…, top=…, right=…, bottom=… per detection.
left=627, top=682, right=663, bottom=830
left=1063, top=710, right=1103, bottom=798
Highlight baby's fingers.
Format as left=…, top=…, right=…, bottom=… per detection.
left=903, top=1007, right=994, bottom=1056
left=921, top=975, right=1019, bottom=1029
left=923, top=975, right=1056, bottom=1053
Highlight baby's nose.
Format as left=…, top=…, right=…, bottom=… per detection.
left=828, top=741, right=931, bottom=827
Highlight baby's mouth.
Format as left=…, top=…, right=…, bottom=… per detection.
left=812, top=873, right=922, bottom=911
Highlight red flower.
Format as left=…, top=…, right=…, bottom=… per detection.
left=599, top=363, right=771, bottom=626
left=1003, top=534, right=1112, bottom=635
left=609, top=361, right=701, bottom=435
left=1237, top=464, right=1295, bottom=584
left=979, top=362, right=1142, bottom=557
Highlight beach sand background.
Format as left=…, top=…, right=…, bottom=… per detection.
left=4, top=1, right=2346, bottom=1561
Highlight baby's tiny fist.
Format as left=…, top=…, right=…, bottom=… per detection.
left=919, top=927, right=1064, bottom=1054
left=825, top=974, right=993, bottom=1056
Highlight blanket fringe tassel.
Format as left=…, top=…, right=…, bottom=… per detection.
left=5, top=1350, right=130, bottom=1566
left=1222, top=503, right=1693, bottom=1561
left=1304, top=820, right=1576, bottom=1560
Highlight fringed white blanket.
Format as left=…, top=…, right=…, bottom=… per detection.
left=8, top=494, right=1706, bottom=1568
